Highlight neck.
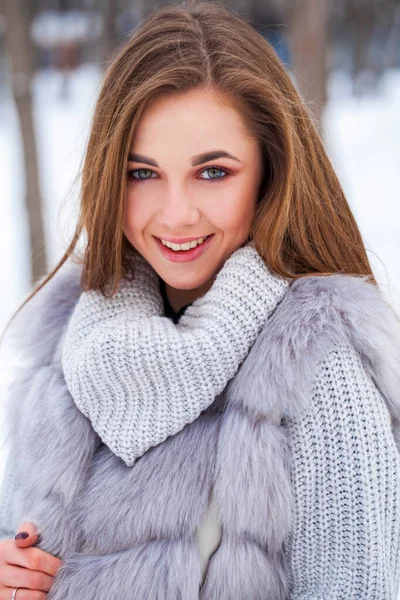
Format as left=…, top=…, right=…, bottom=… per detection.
left=165, top=277, right=216, bottom=313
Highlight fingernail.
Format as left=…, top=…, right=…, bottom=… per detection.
left=15, top=532, right=29, bottom=540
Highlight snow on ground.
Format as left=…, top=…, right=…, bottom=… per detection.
left=0, top=64, right=399, bottom=491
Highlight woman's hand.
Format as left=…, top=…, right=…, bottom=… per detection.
left=0, top=522, right=62, bottom=599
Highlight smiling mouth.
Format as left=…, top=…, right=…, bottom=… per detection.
left=153, top=233, right=214, bottom=260
left=155, top=235, right=212, bottom=244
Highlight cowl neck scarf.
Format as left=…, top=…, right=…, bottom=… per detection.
left=60, top=244, right=291, bottom=466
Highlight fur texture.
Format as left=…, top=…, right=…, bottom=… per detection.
left=3, top=261, right=400, bottom=599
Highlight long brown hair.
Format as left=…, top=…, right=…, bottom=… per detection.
left=3, top=0, right=381, bottom=340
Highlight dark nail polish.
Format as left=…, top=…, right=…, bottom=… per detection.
left=15, top=532, right=29, bottom=540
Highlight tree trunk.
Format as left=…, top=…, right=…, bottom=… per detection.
left=4, top=0, right=47, bottom=285
left=101, top=0, right=119, bottom=64
left=288, top=0, right=329, bottom=129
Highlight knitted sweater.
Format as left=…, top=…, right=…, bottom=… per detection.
left=0, top=246, right=400, bottom=599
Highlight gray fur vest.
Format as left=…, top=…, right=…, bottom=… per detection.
left=3, top=261, right=400, bottom=599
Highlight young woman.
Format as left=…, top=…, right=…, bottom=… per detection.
left=1, top=2, right=400, bottom=599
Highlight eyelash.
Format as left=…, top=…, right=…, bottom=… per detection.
left=127, top=165, right=231, bottom=182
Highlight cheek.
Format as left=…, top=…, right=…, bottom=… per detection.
left=124, top=190, right=147, bottom=233
left=214, top=184, right=257, bottom=234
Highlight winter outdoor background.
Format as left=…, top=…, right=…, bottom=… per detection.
left=0, top=0, right=399, bottom=568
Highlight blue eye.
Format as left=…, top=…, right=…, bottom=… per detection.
left=199, top=167, right=228, bottom=181
left=127, top=168, right=155, bottom=181
left=127, top=165, right=230, bottom=182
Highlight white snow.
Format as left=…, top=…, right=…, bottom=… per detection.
left=324, top=69, right=400, bottom=312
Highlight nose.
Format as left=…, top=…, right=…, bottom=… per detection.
left=157, top=186, right=200, bottom=230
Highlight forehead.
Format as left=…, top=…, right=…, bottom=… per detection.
left=131, top=88, right=256, bottom=151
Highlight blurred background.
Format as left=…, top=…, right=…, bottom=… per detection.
left=0, top=0, right=399, bottom=553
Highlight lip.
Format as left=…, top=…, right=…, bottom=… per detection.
left=154, top=234, right=214, bottom=263
left=156, top=235, right=210, bottom=244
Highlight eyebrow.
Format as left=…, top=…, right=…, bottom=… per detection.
left=127, top=150, right=241, bottom=167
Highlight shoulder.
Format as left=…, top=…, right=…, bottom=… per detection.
left=282, top=274, right=400, bottom=424
left=4, top=259, right=83, bottom=368
left=268, top=271, right=400, bottom=364
left=229, top=273, right=400, bottom=437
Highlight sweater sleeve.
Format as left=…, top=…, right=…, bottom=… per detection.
left=285, top=342, right=400, bottom=599
left=61, top=244, right=289, bottom=467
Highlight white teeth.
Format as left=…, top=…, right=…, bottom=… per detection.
left=161, top=236, right=208, bottom=251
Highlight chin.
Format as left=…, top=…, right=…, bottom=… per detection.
left=163, top=276, right=211, bottom=291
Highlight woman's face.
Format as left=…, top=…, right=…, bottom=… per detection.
left=123, top=87, right=263, bottom=298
